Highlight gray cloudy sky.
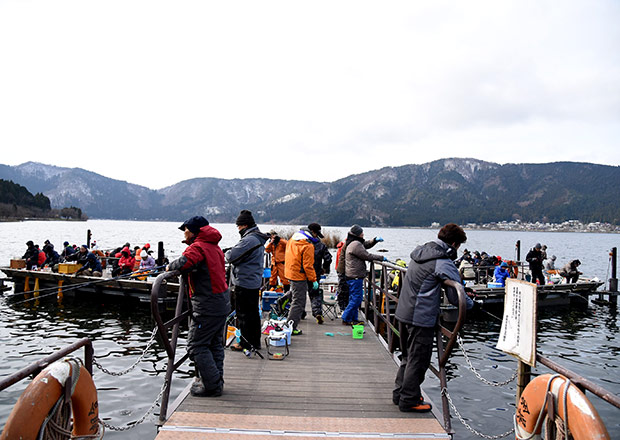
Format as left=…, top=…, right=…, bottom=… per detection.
left=1, top=1, right=619, bottom=189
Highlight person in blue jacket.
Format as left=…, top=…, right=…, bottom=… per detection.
left=494, top=262, right=511, bottom=286
left=74, top=245, right=103, bottom=277
left=393, top=223, right=475, bottom=413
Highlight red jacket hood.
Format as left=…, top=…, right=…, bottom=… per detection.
left=194, top=225, right=222, bottom=245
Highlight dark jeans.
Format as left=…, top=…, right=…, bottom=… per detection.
left=337, top=273, right=349, bottom=311
left=307, top=282, right=323, bottom=317
left=234, top=286, right=261, bottom=349
left=393, top=322, right=435, bottom=408
left=531, top=268, right=545, bottom=285
left=188, top=314, right=227, bottom=391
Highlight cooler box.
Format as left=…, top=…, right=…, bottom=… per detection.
left=268, top=329, right=289, bottom=347
left=58, top=263, right=82, bottom=274
left=487, top=282, right=503, bottom=288
left=10, top=259, right=26, bottom=269
left=261, top=290, right=283, bottom=311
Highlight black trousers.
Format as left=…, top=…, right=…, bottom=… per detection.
left=234, top=286, right=261, bottom=349
left=393, top=322, right=435, bottom=408
left=187, top=314, right=227, bottom=391
left=337, top=273, right=350, bottom=312
left=531, top=268, right=545, bottom=285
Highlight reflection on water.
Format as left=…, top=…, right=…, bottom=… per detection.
left=1, top=220, right=619, bottom=438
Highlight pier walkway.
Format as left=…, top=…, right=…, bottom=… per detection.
left=155, top=310, right=448, bottom=440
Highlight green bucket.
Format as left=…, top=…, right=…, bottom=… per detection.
left=352, top=324, right=364, bottom=339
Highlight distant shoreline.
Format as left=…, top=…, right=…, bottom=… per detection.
left=0, top=218, right=87, bottom=223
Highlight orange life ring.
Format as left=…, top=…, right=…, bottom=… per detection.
left=1, top=358, right=100, bottom=439
left=515, top=373, right=609, bottom=440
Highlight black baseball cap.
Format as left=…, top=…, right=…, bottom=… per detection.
left=179, top=216, right=209, bottom=233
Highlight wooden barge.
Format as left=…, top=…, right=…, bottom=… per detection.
left=0, top=267, right=180, bottom=309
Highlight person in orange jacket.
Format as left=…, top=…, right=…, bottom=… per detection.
left=284, top=225, right=320, bottom=335
left=265, top=230, right=290, bottom=291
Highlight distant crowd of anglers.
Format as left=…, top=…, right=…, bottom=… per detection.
left=455, top=243, right=583, bottom=286
left=21, top=240, right=159, bottom=277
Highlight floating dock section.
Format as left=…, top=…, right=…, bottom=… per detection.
left=155, top=312, right=448, bottom=440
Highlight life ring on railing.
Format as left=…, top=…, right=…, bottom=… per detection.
left=515, top=373, right=609, bottom=440
left=0, top=358, right=100, bottom=439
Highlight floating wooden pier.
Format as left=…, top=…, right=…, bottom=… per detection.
left=155, top=313, right=448, bottom=440
left=0, top=267, right=179, bottom=308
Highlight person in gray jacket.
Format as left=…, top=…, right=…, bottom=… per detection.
left=335, top=227, right=383, bottom=314
left=341, top=225, right=386, bottom=325
left=393, top=223, right=474, bottom=413
left=225, top=210, right=268, bottom=351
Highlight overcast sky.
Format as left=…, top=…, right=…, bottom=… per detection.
left=1, top=1, right=619, bottom=189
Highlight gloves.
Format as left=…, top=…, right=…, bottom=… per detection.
left=375, top=236, right=384, bottom=242
left=312, top=281, right=319, bottom=290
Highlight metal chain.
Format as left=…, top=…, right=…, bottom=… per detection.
left=442, top=388, right=514, bottom=439
left=458, top=335, right=518, bottom=387
left=92, top=326, right=159, bottom=376
left=100, top=379, right=168, bottom=432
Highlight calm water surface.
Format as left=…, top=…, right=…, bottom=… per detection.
left=0, top=220, right=618, bottom=438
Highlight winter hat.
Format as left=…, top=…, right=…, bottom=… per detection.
left=500, top=262, right=508, bottom=268
left=551, top=255, right=556, bottom=260
left=350, top=224, right=363, bottom=236
left=63, top=241, right=70, bottom=246
left=141, top=251, right=149, bottom=258
left=307, top=223, right=324, bottom=238
left=235, top=210, right=256, bottom=227
left=179, top=216, right=209, bottom=233
left=144, top=243, right=151, bottom=249
left=81, top=245, right=89, bottom=251
left=535, top=243, right=542, bottom=249
left=26, top=240, right=34, bottom=247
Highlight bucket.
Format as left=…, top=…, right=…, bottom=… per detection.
left=352, top=324, right=364, bottom=339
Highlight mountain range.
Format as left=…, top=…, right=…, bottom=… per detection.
left=1, top=159, right=619, bottom=226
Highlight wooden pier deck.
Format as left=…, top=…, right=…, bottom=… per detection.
left=155, top=308, right=449, bottom=440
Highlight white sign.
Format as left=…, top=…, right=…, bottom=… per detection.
left=496, top=279, right=537, bottom=367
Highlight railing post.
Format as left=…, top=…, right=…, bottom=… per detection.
left=516, top=361, right=531, bottom=406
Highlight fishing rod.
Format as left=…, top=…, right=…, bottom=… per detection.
left=225, top=310, right=264, bottom=359
left=7, top=266, right=167, bottom=306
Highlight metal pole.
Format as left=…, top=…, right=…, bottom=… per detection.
left=157, top=241, right=165, bottom=266
left=87, top=229, right=92, bottom=248
left=515, top=240, right=521, bottom=262
left=610, top=247, right=617, bottom=305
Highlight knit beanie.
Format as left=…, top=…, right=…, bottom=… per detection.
left=350, top=224, right=363, bottom=236
left=236, top=210, right=256, bottom=227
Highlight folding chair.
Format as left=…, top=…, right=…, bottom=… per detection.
left=322, top=292, right=339, bottom=320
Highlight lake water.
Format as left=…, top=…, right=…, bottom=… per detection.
left=0, top=220, right=618, bottom=438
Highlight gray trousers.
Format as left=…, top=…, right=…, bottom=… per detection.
left=287, top=280, right=308, bottom=330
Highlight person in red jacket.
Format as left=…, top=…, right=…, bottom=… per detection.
left=112, top=246, right=135, bottom=276
left=168, top=216, right=231, bottom=397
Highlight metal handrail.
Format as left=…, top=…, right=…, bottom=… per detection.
left=0, top=337, right=93, bottom=392
left=365, top=261, right=468, bottom=434
left=150, top=270, right=192, bottom=425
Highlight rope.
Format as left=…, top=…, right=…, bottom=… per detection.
left=457, top=335, right=517, bottom=387
left=92, top=326, right=159, bottom=376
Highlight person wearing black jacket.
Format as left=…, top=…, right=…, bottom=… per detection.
left=526, top=243, right=545, bottom=285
